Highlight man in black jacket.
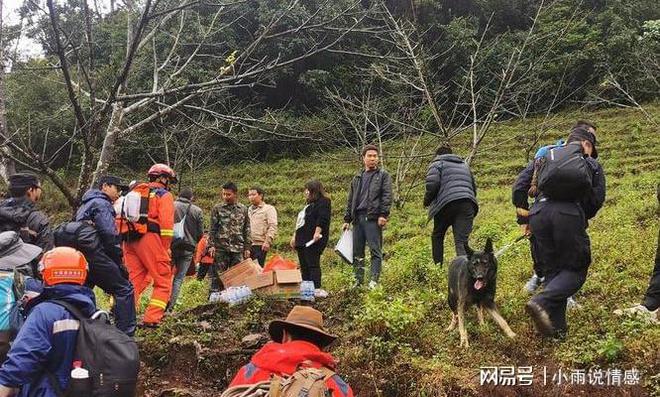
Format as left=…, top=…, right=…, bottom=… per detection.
left=343, top=145, right=392, bottom=289
left=0, top=173, right=53, bottom=256
left=513, top=120, right=596, bottom=298
left=423, top=146, right=478, bottom=266
left=523, top=126, right=606, bottom=338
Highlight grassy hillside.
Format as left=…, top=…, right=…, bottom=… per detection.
left=27, top=105, right=660, bottom=396
left=138, top=105, right=659, bottom=397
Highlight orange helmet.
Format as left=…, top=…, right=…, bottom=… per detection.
left=39, top=247, right=88, bottom=286
left=147, top=163, right=177, bottom=183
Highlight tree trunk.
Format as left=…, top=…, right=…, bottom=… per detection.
left=0, top=0, right=15, bottom=184
left=91, top=102, right=124, bottom=187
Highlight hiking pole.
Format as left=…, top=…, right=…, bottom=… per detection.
left=494, top=234, right=527, bottom=259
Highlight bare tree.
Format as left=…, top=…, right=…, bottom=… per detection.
left=1, top=0, right=370, bottom=208
left=585, top=71, right=658, bottom=126
left=0, top=0, right=15, bottom=184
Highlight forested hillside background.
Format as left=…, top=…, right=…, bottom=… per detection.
left=1, top=0, right=658, bottom=200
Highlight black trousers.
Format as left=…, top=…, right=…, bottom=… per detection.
left=529, top=200, right=591, bottom=332
left=250, top=245, right=267, bottom=267
left=431, top=199, right=475, bottom=265
left=297, top=245, right=323, bottom=288
left=642, top=228, right=660, bottom=311
left=85, top=248, right=137, bottom=337
left=531, top=268, right=588, bottom=333
left=529, top=234, right=543, bottom=278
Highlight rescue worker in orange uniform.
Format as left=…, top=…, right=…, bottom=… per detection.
left=122, top=164, right=176, bottom=328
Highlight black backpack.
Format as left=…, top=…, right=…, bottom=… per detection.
left=49, top=300, right=139, bottom=397
left=54, top=221, right=102, bottom=255
left=537, top=142, right=592, bottom=201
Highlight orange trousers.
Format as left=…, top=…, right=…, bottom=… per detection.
left=124, top=233, right=173, bottom=324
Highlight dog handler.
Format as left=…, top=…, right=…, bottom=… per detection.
left=524, top=126, right=605, bottom=338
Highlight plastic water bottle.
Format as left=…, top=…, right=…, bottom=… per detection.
left=209, top=291, right=221, bottom=303
left=69, top=361, right=91, bottom=396
left=238, top=286, right=252, bottom=303
left=226, top=288, right=236, bottom=304
left=300, top=281, right=315, bottom=301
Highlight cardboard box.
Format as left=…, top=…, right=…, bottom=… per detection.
left=220, top=258, right=262, bottom=288
left=247, top=269, right=302, bottom=298
left=244, top=271, right=274, bottom=290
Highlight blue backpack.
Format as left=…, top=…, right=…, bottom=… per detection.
left=0, top=272, right=24, bottom=337
left=528, top=139, right=564, bottom=198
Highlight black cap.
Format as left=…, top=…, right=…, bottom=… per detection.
left=98, top=175, right=129, bottom=191
left=567, top=127, right=598, bottom=159
left=8, top=172, right=40, bottom=191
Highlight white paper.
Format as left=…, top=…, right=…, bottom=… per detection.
left=334, top=229, right=353, bottom=264
left=305, top=235, right=321, bottom=247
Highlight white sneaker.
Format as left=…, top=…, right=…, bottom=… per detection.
left=614, top=304, right=659, bottom=324
left=314, top=288, right=329, bottom=298
left=524, top=274, right=540, bottom=294
left=566, top=296, right=581, bottom=310
left=368, top=281, right=378, bottom=290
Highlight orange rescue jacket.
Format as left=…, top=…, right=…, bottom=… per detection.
left=118, top=181, right=175, bottom=248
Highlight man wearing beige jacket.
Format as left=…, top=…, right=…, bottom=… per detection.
left=248, top=187, right=278, bottom=266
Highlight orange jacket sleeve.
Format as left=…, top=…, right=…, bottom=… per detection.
left=157, top=191, right=175, bottom=249
left=194, top=236, right=207, bottom=263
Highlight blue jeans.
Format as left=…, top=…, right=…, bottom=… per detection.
left=353, top=213, right=383, bottom=284
left=168, top=251, right=194, bottom=311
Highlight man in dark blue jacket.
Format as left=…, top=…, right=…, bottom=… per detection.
left=55, top=175, right=136, bottom=336
left=423, top=145, right=478, bottom=266
left=0, top=247, right=97, bottom=397
left=75, top=175, right=125, bottom=265
left=523, top=126, right=606, bottom=338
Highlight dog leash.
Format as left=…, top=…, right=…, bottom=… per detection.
left=494, top=234, right=527, bottom=258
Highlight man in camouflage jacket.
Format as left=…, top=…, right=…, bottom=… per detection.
left=208, top=182, right=251, bottom=291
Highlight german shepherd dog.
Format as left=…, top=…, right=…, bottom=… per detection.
left=446, top=238, right=516, bottom=348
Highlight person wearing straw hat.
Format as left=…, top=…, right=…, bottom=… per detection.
left=228, top=305, right=353, bottom=396
left=0, top=231, right=43, bottom=362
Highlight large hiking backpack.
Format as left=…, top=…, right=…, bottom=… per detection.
left=54, top=221, right=102, bottom=254
left=221, top=367, right=336, bottom=397
left=536, top=141, right=592, bottom=201
left=0, top=272, right=19, bottom=336
left=49, top=299, right=139, bottom=397
left=116, top=183, right=152, bottom=241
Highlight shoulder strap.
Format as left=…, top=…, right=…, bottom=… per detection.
left=42, top=371, right=66, bottom=397
left=49, top=299, right=88, bottom=320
